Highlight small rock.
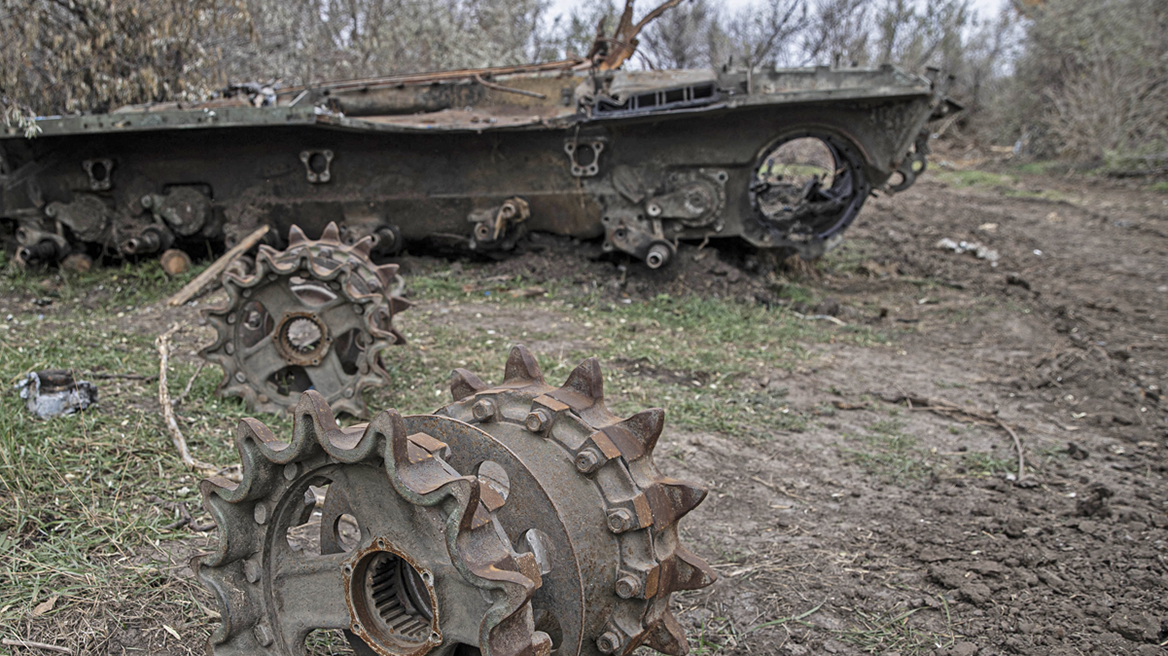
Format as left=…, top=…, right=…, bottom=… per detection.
left=1108, top=608, right=1161, bottom=643
left=959, top=582, right=992, bottom=606
left=1077, top=483, right=1114, bottom=518
left=1004, top=517, right=1026, bottom=539
left=951, top=641, right=979, bottom=656
left=928, top=565, right=966, bottom=589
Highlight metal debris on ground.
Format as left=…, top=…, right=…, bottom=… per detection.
left=935, top=237, right=1000, bottom=265
left=200, top=222, right=409, bottom=417
left=195, top=345, right=714, bottom=656
left=0, top=1, right=957, bottom=270
left=16, top=370, right=98, bottom=418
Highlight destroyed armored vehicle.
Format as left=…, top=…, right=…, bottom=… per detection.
left=0, top=9, right=953, bottom=271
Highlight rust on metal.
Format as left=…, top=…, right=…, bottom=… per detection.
left=0, top=1, right=953, bottom=270
left=195, top=345, right=715, bottom=656
left=200, top=222, right=409, bottom=417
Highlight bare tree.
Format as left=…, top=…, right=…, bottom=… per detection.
left=713, top=0, right=808, bottom=69
left=798, top=0, right=871, bottom=66
left=640, top=0, right=720, bottom=68
left=0, top=0, right=252, bottom=115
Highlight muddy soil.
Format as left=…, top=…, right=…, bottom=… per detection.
left=6, top=169, right=1167, bottom=656
left=394, top=171, right=1168, bottom=655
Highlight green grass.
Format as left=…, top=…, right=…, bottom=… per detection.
left=2, top=257, right=208, bottom=308
left=835, top=603, right=957, bottom=654
left=0, top=321, right=239, bottom=628
left=371, top=271, right=881, bottom=439
left=0, top=257, right=880, bottom=639
left=1151, top=181, right=1168, bottom=193
left=934, top=170, right=1017, bottom=189
left=842, top=419, right=935, bottom=483
left=958, top=451, right=1015, bottom=477
left=1010, top=161, right=1063, bottom=176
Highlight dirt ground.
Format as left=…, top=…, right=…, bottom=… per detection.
left=418, top=169, right=1168, bottom=655
left=2, top=166, right=1166, bottom=656
left=652, top=171, right=1168, bottom=656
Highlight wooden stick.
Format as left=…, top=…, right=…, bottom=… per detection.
left=2, top=638, right=73, bottom=654
left=156, top=324, right=217, bottom=475
left=166, top=225, right=270, bottom=307
left=172, top=361, right=205, bottom=407
left=881, top=392, right=1027, bottom=481
left=995, top=417, right=1027, bottom=482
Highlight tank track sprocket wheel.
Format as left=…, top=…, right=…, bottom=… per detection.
left=201, top=222, right=410, bottom=418
left=194, top=346, right=715, bottom=656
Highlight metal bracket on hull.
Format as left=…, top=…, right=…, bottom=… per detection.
left=564, top=139, right=605, bottom=177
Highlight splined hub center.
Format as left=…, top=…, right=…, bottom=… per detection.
left=286, top=317, right=324, bottom=352
left=194, top=346, right=715, bottom=656
left=275, top=311, right=331, bottom=366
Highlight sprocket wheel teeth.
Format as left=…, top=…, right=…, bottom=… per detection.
left=287, top=224, right=308, bottom=246
left=389, top=326, right=408, bottom=346
left=197, top=390, right=551, bottom=656
left=202, top=222, right=408, bottom=417
left=670, top=546, right=719, bottom=592
left=503, top=344, right=544, bottom=385
left=639, top=610, right=689, bottom=656
left=350, top=235, right=375, bottom=258
left=451, top=368, right=489, bottom=402
left=442, top=346, right=716, bottom=656
left=320, top=221, right=341, bottom=242
left=390, top=296, right=412, bottom=315
left=550, top=356, right=605, bottom=412
left=606, top=408, right=665, bottom=460
left=645, top=477, right=708, bottom=529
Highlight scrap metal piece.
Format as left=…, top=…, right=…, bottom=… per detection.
left=16, top=370, right=98, bottom=418
left=141, top=186, right=213, bottom=237
left=201, top=222, right=409, bottom=417
left=194, top=390, right=550, bottom=656
left=14, top=226, right=70, bottom=266
left=0, top=1, right=951, bottom=267
left=469, top=197, right=531, bottom=250
left=197, top=346, right=714, bottom=656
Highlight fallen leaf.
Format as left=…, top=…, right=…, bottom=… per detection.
left=163, top=624, right=181, bottom=640
left=33, top=594, right=58, bottom=616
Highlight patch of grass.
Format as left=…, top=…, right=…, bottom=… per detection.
left=1150, top=181, right=1168, bottom=193
left=1011, top=161, right=1062, bottom=176
left=835, top=605, right=958, bottom=654
left=820, top=238, right=875, bottom=275
left=1002, top=187, right=1069, bottom=202
left=0, top=319, right=236, bottom=630
left=2, top=258, right=209, bottom=309
left=843, top=420, right=935, bottom=483
left=959, top=452, right=1015, bottom=477
left=686, top=615, right=742, bottom=655
left=935, top=170, right=1017, bottom=189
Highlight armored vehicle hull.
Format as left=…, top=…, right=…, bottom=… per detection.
left=0, top=61, right=952, bottom=268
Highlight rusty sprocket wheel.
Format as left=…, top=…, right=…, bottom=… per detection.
left=201, top=222, right=409, bottom=417
left=194, top=346, right=715, bottom=656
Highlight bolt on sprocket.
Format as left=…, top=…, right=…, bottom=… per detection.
left=201, top=222, right=409, bottom=417
left=195, top=346, right=715, bottom=656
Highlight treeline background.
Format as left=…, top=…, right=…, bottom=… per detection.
left=1, top=0, right=1165, bottom=164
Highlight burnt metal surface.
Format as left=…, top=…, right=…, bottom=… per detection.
left=195, top=345, right=715, bottom=656
left=201, top=222, right=410, bottom=417
left=0, top=23, right=954, bottom=268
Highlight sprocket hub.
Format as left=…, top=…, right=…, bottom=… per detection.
left=201, top=222, right=409, bottom=417
left=195, top=346, right=715, bottom=656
